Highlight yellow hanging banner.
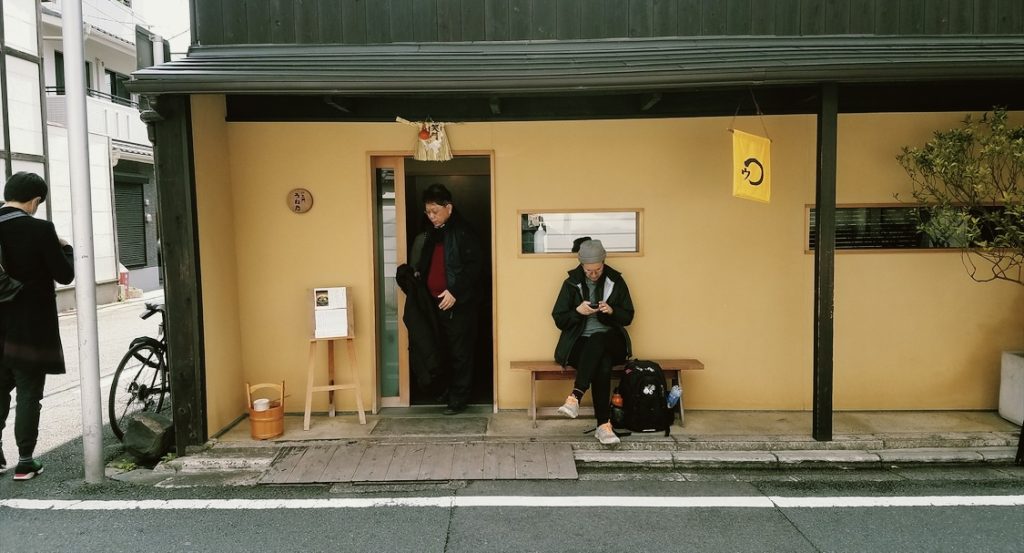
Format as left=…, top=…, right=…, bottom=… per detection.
left=731, top=129, right=771, bottom=203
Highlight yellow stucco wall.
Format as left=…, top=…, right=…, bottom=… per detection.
left=832, top=113, right=1024, bottom=409
left=191, top=95, right=245, bottom=433
left=190, top=96, right=1024, bottom=433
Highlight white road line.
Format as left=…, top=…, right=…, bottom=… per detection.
left=770, top=495, right=1024, bottom=508
left=2, top=495, right=1022, bottom=511
left=454, top=496, right=775, bottom=508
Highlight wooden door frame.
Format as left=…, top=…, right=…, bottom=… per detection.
left=370, top=154, right=408, bottom=410
left=369, top=151, right=497, bottom=411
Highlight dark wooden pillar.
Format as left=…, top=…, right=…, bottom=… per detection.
left=142, top=94, right=207, bottom=454
left=813, top=83, right=838, bottom=441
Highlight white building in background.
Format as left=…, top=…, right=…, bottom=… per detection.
left=1, top=0, right=167, bottom=309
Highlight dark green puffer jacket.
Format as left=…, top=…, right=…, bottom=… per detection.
left=551, top=264, right=634, bottom=366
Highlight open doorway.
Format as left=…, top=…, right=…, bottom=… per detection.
left=371, top=155, right=494, bottom=410
left=404, top=157, right=493, bottom=407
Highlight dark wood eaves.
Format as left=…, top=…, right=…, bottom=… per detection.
left=129, top=36, right=1024, bottom=96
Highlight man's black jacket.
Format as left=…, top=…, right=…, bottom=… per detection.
left=396, top=263, right=443, bottom=388
left=413, top=211, right=482, bottom=306
left=0, top=206, right=75, bottom=374
left=551, top=264, right=634, bottom=366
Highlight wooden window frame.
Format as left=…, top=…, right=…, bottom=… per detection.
left=517, top=208, right=644, bottom=258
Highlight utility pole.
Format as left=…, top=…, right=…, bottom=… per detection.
left=62, top=0, right=104, bottom=483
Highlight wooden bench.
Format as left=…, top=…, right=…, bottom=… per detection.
left=511, top=359, right=704, bottom=428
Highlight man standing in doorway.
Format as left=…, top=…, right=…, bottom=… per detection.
left=414, top=183, right=482, bottom=415
left=0, top=173, right=75, bottom=480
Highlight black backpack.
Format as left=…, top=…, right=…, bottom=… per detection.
left=618, top=359, right=673, bottom=436
left=0, top=211, right=28, bottom=303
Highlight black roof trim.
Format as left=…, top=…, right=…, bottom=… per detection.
left=129, top=36, right=1024, bottom=95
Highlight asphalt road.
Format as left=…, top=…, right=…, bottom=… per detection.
left=2, top=465, right=1022, bottom=553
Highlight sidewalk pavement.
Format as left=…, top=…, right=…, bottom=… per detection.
left=59, top=288, right=165, bottom=318
left=136, top=409, right=1023, bottom=487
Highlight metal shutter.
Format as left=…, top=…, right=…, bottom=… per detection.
left=114, top=183, right=147, bottom=268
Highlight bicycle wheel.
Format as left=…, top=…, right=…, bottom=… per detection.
left=109, top=341, right=169, bottom=441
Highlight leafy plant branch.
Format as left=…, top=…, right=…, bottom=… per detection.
left=897, top=108, right=1024, bottom=286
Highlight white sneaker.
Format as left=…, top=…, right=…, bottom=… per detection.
left=595, top=422, right=620, bottom=445
left=556, top=395, right=579, bottom=419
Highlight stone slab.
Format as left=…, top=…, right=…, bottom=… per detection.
left=574, top=451, right=674, bottom=467
left=673, top=438, right=884, bottom=451
left=774, top=450, right=880, bottom=467
left=573, top=441, right=679, bottom=452
left=107, top=468, right=174, bottom=485
left=875, top=448, right=984, bottom=464
left=154, top=470, right=264, bottom=488
left=673, top=451, right=777, bottom=468
left=976, top=447, right=1018, bottom=462
left=880, top=432, right=1017, bottom=449
left=174, top=447, right=279, bottom=472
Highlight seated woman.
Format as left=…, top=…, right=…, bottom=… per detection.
left=550, top=239, right=634, bottom=444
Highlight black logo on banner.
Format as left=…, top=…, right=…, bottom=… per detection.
left=741, top=158, right=765, bottom=186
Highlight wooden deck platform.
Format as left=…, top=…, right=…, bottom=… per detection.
left=259, top=442, right=578, bottom=484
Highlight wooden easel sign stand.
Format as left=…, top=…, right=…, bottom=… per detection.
left=304, top=287, right=367, bottom=430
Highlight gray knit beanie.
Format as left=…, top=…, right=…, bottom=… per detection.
left=577, top=239, right=606, bottom=264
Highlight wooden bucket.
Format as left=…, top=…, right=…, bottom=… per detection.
left=246, top=381, right=285, bottom=440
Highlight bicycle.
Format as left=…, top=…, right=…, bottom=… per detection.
left=108, top=302, right=170, bottom=441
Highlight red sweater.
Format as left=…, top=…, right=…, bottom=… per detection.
left=426, top=243, right=447, bottom=298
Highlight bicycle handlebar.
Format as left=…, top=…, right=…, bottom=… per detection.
left=141, top=302, right=165, bottom=320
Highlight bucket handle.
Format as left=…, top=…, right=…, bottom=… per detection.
left=246, top=381, right=285, bottom=408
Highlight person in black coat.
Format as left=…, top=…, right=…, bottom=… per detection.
left=551, top=239, right=634, bottom=445
left=411, top=183, right=482, bottom=414
left=0, top=172, right=74, bottom=480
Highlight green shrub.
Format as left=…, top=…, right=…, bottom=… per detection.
left=898, top=108, right=1023, bottom=285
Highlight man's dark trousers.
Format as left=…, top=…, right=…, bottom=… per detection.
left=437, top=301, right=478, bottom=409
left=0, top=364, right=46, bottom=458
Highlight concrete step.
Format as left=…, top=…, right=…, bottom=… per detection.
left=574, top=447, right=1019, bottom=470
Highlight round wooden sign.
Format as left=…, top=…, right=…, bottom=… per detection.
left=288, top=188, right=313, bottom=213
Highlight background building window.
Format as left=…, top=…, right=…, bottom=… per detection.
left=53, top=51, right=92, bottom=94
left=105, top=70, right=131, bottom=106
